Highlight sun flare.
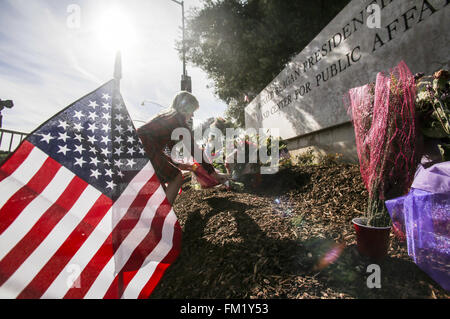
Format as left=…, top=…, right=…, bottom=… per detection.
left=94, top=7, right=137, bottom=52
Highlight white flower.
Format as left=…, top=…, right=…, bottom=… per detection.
left=416, top=90, right=431, bottom=103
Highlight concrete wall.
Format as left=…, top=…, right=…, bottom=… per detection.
left=286, top=121, right=358, bottom=164
left=245, top=0, right=450, bottom=161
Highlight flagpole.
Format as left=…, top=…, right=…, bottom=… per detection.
left=114, top=51, right=122, bottom=89
left=113, top=50, right=125, bottom=298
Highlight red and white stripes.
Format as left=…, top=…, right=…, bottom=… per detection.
left=0, top=141, right=181, bottom=299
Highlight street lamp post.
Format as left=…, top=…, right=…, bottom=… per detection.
left=0, top=99, right=14, bottom=128
left=170, top=0, right=192, bottom=93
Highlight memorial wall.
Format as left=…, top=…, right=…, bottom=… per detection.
left=244, top=0, right=449, bottom=161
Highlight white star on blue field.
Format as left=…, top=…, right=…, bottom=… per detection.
left=28, top=80, right=148, bottom=200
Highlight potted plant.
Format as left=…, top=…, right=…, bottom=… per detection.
left=345, top=61, right=420, bottom=260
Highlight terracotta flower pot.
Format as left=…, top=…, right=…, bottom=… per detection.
left=352, top=217, right=391, bottom=261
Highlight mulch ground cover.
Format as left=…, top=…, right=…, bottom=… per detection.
left=150, top=163, right=449, bottom=299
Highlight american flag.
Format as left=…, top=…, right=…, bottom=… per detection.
left=0, top=80, right=181, bottom=299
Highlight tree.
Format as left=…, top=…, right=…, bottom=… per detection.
left=179, top=0, right=351, bottom=127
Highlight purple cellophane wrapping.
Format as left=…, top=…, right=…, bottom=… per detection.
left=385, top=161, right=450, bottom=290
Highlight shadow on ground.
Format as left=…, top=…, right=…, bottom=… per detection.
left=306, top=240, right=444, bottom=298
left=151, top=196, right=307, bottom=298
left=241, top=167, right=312, bottom=196
left=151, top=194, right=443, bottom=299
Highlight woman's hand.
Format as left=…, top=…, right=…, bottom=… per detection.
left=177, top=162, right=194, bottom=171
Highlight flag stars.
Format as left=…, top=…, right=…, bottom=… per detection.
left=114, top=159, right=122, bottom=168
left=74, top=144, right=86, bottom=155
left=39, top=133, right=54, bottom=144
left=115, top=125, right=124, bottom=134
left=126, top=159, right=136, bottom=168
left=88, top=112, right=99, bottom=121
left=74, top=110, right=85, bottom=120
left=26, top=82, right=152, bottom=200
left=102, top=113, right=111, bottom=121
left=88, top=100, right=99, bottom=109
left=73, top=122, right=83, bottom=132
left=57, top=132, right=70, bottom=143
left=90, top=157, right=100, bottom=167
left=100, top=135, right=111, bottom=145
left=89, top=146, right=97, bottom=154
left=87, top=135, right=97, bottom=144
left=90, top=169, right=101, bottom=179
left=127, top=147, right=136, bottom=156
left=105, top=169, right=114, bottom=178
left=100, top=147, right=111, bottom=157
left=114, top=147, right=123, bottom=156
left=28, top=83, right=150, bottom=199
left=101, top=123, right=110, bottom=133
left=106, top=180, right=116, bottom=190
left=74, top=133, right=83, bottom=143
left=74, top=157, right=87, bottom=168
left=58, top=120, right=69, bottom=131
left=57, top=145, right=71, bottom=156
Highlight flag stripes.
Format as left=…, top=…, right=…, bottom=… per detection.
left=63, top=172, right=162, bottom=299
left=0, top=140, right=34, bottom=183
left=0, top=143, right=179, bottom=299
left=41, top=207, right=116, bottom=299
left=0, top=174, right=87, bottom=287
left=86, top=187, right=167, bottom=299
left=3, top=183, right=100, bottom=297
left=0, top=143, right=48, bottom=216
left=0, top=157, right=61, bottom=235
left=125, top=209, right=181, bottom=299
left=0, top=165, right=74, bottom=261
left=17, top=195, right=112, bottom=299
left=135, top=223, right=181, bottom=299
left=103, top=198, right=172, bottom=299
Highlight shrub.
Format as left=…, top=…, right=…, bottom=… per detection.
left=318, top=153, right=343, bottom=166
left=295, top=149, right=316, bottom=166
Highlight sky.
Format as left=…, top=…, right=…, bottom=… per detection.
left=0, top=0, right=228, bottom=136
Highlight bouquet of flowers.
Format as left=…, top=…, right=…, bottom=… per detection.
left=415, top=69, right=450, bottom=161
left=345, top=61, right=420, bottom=227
